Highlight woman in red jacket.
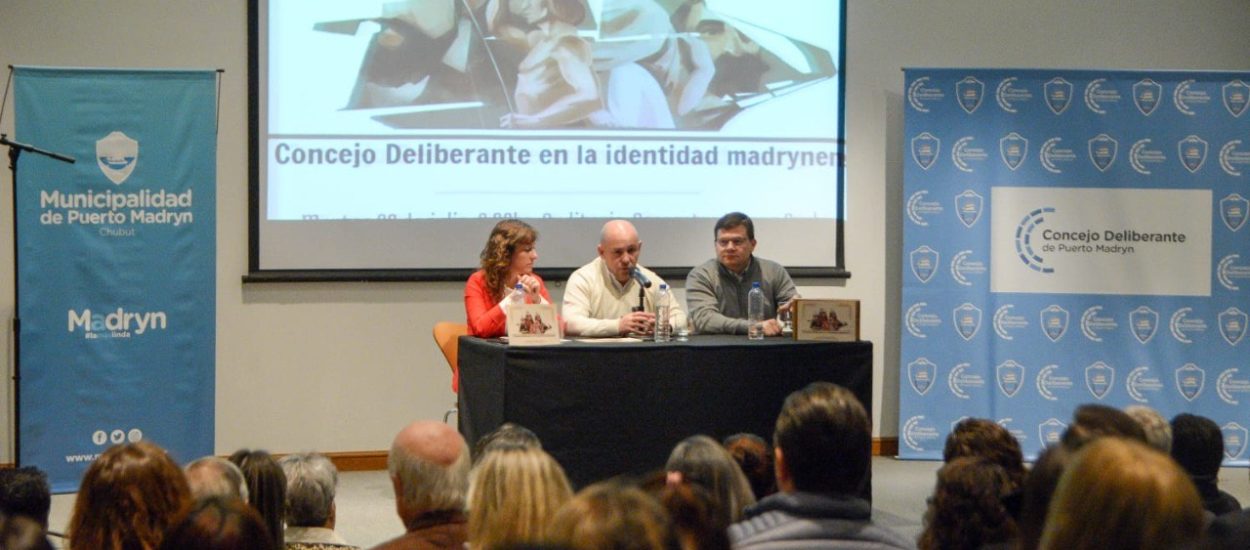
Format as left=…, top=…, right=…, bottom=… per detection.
left=465, top=219, right=553, bottom=338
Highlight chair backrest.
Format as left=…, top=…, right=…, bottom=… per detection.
left=433, top=322, right=469, bottom=392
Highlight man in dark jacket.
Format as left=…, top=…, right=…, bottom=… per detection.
left=728, top=382, right=912, bottom=549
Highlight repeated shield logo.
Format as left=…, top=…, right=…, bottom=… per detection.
left=1038, top=419, right=1067, bottom=446
left=1220, top=193, right=1248, bottom=232
left=1179, top=135, right=1208, bottom=173
left=908, top=358, right=938, bottom=396
left=956, top=76, right=984, bottom=114
left=1132, top=78, right=1162, bottom=116
left=954, top=303, right=982, bottom=341
left=1129, top=306, right=1158, bottom=344
left=910, top=246, right=939, bottom=283
left=1224, top=423, right=1249, bottom=460
left=1040, top=305, right=1069, bottom=343
left=1224, top=80, right=1250, bottom=117
left=997, top=360, right=1025, bottom=398
left=1000, top=133, right=1028, bottom=171
left=1219, top=307, right=1247, bottom=345
left=96, top=131, right=139, bottom=185
left=955, top=190, right=983, bottom=228
left=1175, top=363, right=1205, bottom=402
left=912, top=133, right=940, bottom=170
left=1085, top=362, right=1114, bottom=399
left=1044, top=77, right=1073, bottom=114
left=1088, top=134, right=1118, bottom=172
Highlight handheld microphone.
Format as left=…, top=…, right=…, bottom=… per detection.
left=631, top=267, right=652, bottom=288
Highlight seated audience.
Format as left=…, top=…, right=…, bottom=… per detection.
left=918, top=457, right=1018, bottom=550
left=721, top=433, right=775, bottom=501
left=0, top=467, right=51, bottom=528
left=465, top=220, right=553, bottom=338
left=657, top=482, right=731, bottom=550
left=546, top=482, right=676, bottom=550
left=186, top=456, right=251, bottom=503
left=1123, top=405, right=1172, bottom=453
left=467, top=446, right=572, bottom=549
left=1039, top=437, right=1203, bottom=550
left=279, top=452, right=357, bottom=549
left=471, top=422, right=542, bottom=465
left=0, top=513, right=54, bottom=550
left=158, top=496, right=273, bottom=550
left=1060, top=403, right=1147, bottom=450
left=231, top=449, right=288, bottom=550
left=728, top=382, right=911, bottom=549
left=1016, top=444, right=1073, bottom=550
left=372, top=420, right=470, bottom=550
left=665, top=435, right=756, bottom=524
left=67, top=441, right=192, bottom=550
left=1171, top=413, right=1241, bottom=516
left=942, top=417, right=1026, bottom=493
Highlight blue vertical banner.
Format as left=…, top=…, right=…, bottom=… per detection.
left=15, top=67, right=217, bottom=491
left=900, top=69, right=1250, bottom=463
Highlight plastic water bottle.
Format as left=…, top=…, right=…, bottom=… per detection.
left=654, top=284, right=672, bottom=342
left=747, top=282, right=765, bottom=340
left=509, top=283, right=525, bottom=314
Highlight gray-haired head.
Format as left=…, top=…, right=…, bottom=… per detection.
left=388, top=421, right=470, bottom=528
left=278, top=452, right=338, bottom=528
left=185, top=456, right=250, bottom=504
left=1124, top=405, right=1172, bottom=453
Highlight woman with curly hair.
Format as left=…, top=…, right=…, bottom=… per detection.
left=465, top=219, right=553, bottom=338
left=917, top=457, right=1017, bottom=550
left=67, top=441, right=191, bottom=550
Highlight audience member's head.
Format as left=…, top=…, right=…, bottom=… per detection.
left=1123, top=405, right=1172, bottom=453
left=942, top=418, right=1026, bottom=492
left=918, top=457, right=1018, bottom=550
left=228, top=449, right=286, bottom=550
left=1016, top=444, right=1073, bottom=550
left=468, top=446, right=572, bottom=549
left=657, top=482, right=731, bottom=550
left=1060, top=403, right=1147, bottom=450
left=773, top=382, right=870, bottom=497
left=278, top=452, right=339, bottom=529
left=1040, top=437, right=1203, bottom=550
left=67, top=441, right=191, bottom=550
left=471, top=422, right=542, bottom=465
left=1170, top=413, right=1224, bottom=480
left=546, top=482, right=676, bottom=550
left=665, top=435, right=756, bottom=524
left=721, top=433, right=775, bottom=500
left=0, top=467, right=51, bottom=527
left=389, top=420, right=471, bottom=530
left=157, top=497, right=272, bottom=550
left=0, top=513, right=53, bottom=550
left=185, top=456, right=250, bottom=504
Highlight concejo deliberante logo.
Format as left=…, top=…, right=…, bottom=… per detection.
left=96, top=131, right=139, bottom=185
left=1014, top=207, right=1056, bottom=274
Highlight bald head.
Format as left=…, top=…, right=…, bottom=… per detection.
left=388, top=421, right=470, bottom=526
left=598, top=220, right=643, bottom=284
left=392, top=421, right=464, bottom=467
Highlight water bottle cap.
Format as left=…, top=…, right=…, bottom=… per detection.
left=659, top=283, right=668, bottom=290
left=515, top=283, right=524, bottom=289
left=752, top=281, right=761, bottom=288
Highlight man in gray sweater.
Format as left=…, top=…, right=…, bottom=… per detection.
left=686, top=212, right=797, bottom=335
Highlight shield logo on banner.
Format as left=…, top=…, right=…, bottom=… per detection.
left=997, top=361, right=1025, bottom=398
left=1085, top=362, right=1114, bottom=399
left=1038, top=419, right=1067, bottom=446
left=908, top=358, right=938, bottom=396
left=1220, top=308, right=1248, bottom=345
left=1223, top=423, right=1249, bottom=460
left=912, top=133, right=940, bottom=170
left=910, top=246, right=939, bottom=283
left=1224, top=80, right=1250, bottom=117
left=1176, top=363, right=1206, bottom=402
left=954, top=303, right=982, bottom=341
left=1221, top=194, right=1248, bottom=232
left=1044, top=77, right=1073, bottom=114
left=956, top=76, right=984, bottom=113
left=955, top=190, right=983, bottom=228
left=95, top=131, right=139, bottom=185
left=1040, top=305, right=1069, bottom=342
left=1000, top=133, right=1028, bottom=171
left=1129, top=306, right=1158, bottom=344
left=1088, top=134, right=1118, bottom=172
left=1132, top=78, right=1162, bottom=116
left=1179, top=135, right=1208, bottom=173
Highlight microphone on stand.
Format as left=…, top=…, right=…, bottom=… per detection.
left=631, top=267, right=652, bottom=289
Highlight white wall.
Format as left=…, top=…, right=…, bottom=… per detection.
left=1, top=1, right=1248, bottom=463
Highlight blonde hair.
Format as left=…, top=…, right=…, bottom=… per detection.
left=467, top=447, right=572, bottom=550
left=1039, top=437, right=1203, bottom=550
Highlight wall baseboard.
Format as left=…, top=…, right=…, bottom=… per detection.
left=872, top=437, right=899, bottom=457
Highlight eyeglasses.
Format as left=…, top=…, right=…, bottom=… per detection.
left=716, top=237, right=749, bottom=248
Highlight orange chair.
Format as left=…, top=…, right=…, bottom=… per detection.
left=433, top=322, right=469, bottom=423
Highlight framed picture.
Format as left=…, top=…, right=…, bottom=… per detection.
left=793, top=299, right=860, bottom=342
left=507, top=303, right=562, bottom=346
